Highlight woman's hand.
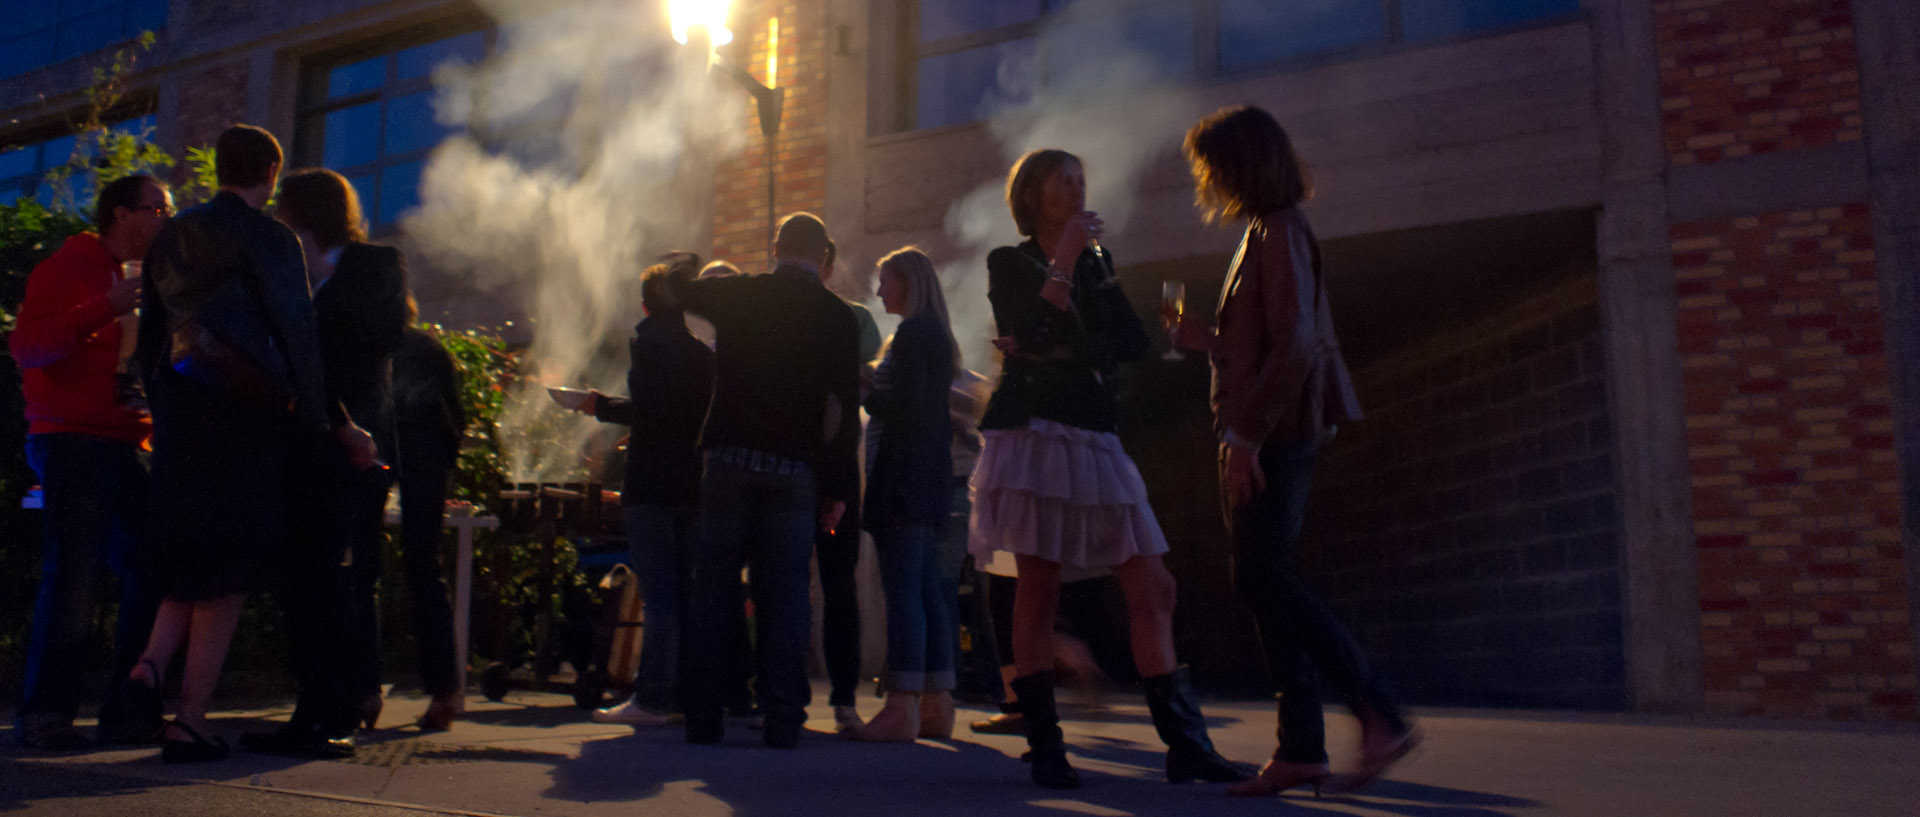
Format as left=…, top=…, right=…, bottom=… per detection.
left=1051, top=211, right=1103, bottom=263
left=1039, top=278, right=1071, bottom=310
left=1222, top=443, right=1266, bottom=506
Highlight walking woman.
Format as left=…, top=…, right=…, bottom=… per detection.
left=1182, top=105, right=1419, bottom=796
left=848, top=248, right=958, bottom=742
left=969, top=148, right=1243, bottom=789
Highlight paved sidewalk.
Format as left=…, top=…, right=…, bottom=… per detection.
left=4, top=684, right=1917, bottom=817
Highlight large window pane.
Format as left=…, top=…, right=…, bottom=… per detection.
left=919, top=0, right=1042, bottom=43
left=1043, top=1, right=1194, bottom=86
left=322, top=102, right=381, bottom=168
left=1219, top=0, right=1386, bottom=72
left=1402, top=0, right=1581, bottom=43
left=0, top=146, right=35, bottom=179
left=916, top=39, right=1035, bottom=130
left=377, top=159, right=425, bottom=225
left=383, top=91, right=447, bottom=155
left=1, top=0, right=59, bottom=33
left=54, top=10, right=121, bottom=61
left=328, top=56, right=386, bottom=99
left=396, top=30, right=485, bottom=80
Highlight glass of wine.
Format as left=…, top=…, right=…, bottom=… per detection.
left=1160, top=280, right=1186, bottom=361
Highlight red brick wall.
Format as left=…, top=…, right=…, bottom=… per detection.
left=708, top=0, right=829, bottom=268
left=1659, top=0, right=1917, bottom=720
left=172, top=59, right=248, bottom=172
left=1673, top=207, right=1915, bottom=720
left=1654, top=0, right=1863, bottom=165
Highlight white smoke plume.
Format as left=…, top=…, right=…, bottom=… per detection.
left=404, top=0, right=748, bottom=482
left=933, top=0, right=1205, bottom=374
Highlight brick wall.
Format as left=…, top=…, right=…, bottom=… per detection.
left=1673, top=206, right=1916, bottom=719
left=172, top=60, right=248, bottom=170
left=1655, top=0, right=1863, bottom=165
left=1307, top=274, right=1627, bottom=709
left=708, top=0, right=830, bottom=271
left=1657, top=0, right=1918, bottom=720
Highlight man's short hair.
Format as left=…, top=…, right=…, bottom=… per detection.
left=215, top=124, right=284, bottom=188
left=773, top=212, right=831, bottom=266
left=95, top=174, right=162, bottom=235
left=641, top=261, right=697, bottom=316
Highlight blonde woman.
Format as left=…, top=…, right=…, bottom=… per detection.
left=849, top=248, right=960, bottom=741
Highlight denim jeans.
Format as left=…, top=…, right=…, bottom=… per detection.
left=625, top=504, right=698, bottom=711
left=684, top=453, right=818, bottom=740
left=1227, top=437, right=1405, bottom=764
left=17, top=433, right=159, bottom=727
left=874, top=522, right=957, bottom=692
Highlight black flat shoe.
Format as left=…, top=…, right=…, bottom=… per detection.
left=240, top=723, right=356, bottom=759
left=124, top=659, right=165, bottom=732
left=160, top=720, right=229, bottom=764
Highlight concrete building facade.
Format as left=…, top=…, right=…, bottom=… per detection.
left=2, top=0, right=1914, bottom=720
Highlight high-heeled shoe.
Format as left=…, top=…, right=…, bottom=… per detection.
left=416, top=694, right=462, bottom=732
left=1227, top=757, right=1330, bottom=797
left=160, top=719, right=230, bottom=764
left=1326, top=728, right=1422, bottom=794
left=358, top=691, right=384, bottom=730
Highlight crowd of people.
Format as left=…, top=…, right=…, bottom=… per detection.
left=10, top=105, right=1421, bottom=796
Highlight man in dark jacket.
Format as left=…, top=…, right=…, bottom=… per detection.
left=675, top=212, right=862, bottom=749
left=9, top=174, right=171, bottom=749
left=575, top=258, right=713, bottom=726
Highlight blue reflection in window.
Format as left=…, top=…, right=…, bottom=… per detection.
left=328, top=56, right=385, bottom=99
left=1043, top=1, right=1193, bottom=87
left=1, top=0, right=59, bottom=32
left=1219, top=0, right=1386, bottom=72
left=0, top=146, right=34, bottom=179
left=917, top=39, right=1035, bottom=130
left=383, top=91, right=448, bottom=155
left=0, top=188, right=20, bottom=206
left=0, top=34, right=55, bottom=77
left=55, top=10, right=120, bottom=61
left=396, top=30, right=485, bottom=80
left=377, top=159, right=425, bottom=225
left=1402, top=0, right=1581, bottom=43
left=919, top=0, right=1042, bottom=43
left=322, top=103, right=381, bottom=168
left=346, top=174, right=375, bottom=211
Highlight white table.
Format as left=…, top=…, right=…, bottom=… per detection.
left=385, top=505, right=500, bottom=698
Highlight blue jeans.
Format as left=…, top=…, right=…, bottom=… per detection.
left=684, top=453, right=818, bottom=741
left=1227, top=438, right=1405, bottom=764
left=17, top=433, right=159, bottom=727
left=874, top=522, right=957, bottom=692
left=625, top=504, right=698, bottom=711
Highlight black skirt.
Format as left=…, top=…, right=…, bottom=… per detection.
left=145, top=371, right=293, bottom=600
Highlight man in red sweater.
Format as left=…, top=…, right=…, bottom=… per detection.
left=9, top=173, right=172, bottom=750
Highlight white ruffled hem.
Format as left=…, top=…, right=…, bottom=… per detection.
left=968, top=419, right=1170, bottom=569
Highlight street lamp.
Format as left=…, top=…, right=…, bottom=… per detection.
left=674, top=0, right=785, bottom=247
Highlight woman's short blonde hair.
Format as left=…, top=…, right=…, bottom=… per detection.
left=1004, top=148, right=1081, bottom=238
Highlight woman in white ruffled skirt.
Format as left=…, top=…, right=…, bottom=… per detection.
left=970, top=149, right=1244, bottom=791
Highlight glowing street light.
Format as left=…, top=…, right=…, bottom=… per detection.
left=672, top=0, right=784, bottom=246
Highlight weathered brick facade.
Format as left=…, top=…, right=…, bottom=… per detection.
left=1656, top=0, right=1863, bottom=165
left=1658, top=0, right=1917, bottom=720
left=173, top=60, right=249, bottom=162
left=707, top=0, right=830, bottom=269
left=1312, top=274, right=1626, bottom=709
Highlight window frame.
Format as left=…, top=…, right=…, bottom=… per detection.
left=0, top=104, right=160, bottom=208
left=888, top=0, right=1587, bottom=134
left=293, top=23, right=495, bottom=236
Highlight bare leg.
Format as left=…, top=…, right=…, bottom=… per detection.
left=1110, top=554, right=1178, bottom=678
left=134, top=598, right=193, bottom=684
left=1010, top=555, right=1062, bottom=677
left=168, top=595, right=245, bottom=739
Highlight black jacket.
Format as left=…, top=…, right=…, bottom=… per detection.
left=313, top=242, right=407, bottom=455
left=136, top=191, right=330, bottom=433
left=863, top=311, right=954, bottom=528
left=979, top=240, right=1149, bottom=434
left=677, top=265, right=862, bottom=503
left=592, top=315, right=714, bottom=507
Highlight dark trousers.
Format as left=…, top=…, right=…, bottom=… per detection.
left=685, top=455, right=817, bottom=738
left=281, top=434, right=361, bottom=735
left=815, top=492, right=861, bottom=707
left=344, top=471, right=390, bottom=700
left=396, top=431, right=458, bottom=697
left=1227, top=438, right=1406, bottom=764
left=16, top=434, right=159, bottom=727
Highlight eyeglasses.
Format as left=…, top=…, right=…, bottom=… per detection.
left=135, top=203, right=173, bottom=216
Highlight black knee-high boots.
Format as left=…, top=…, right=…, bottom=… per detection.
left=1010, top=672, right=1081, bottom=789
left=1143, top=666, right=1249, bottom=783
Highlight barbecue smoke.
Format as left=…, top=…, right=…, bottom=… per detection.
left=404, top=0, right=747, bottom=482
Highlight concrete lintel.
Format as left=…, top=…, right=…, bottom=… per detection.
left=1665, top=142, right=1873, bottom=224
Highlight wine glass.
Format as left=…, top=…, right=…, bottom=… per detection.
left=1160, top=281, right=1186, bottom=361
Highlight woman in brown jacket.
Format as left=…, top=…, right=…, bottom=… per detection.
left=1183, top=105, right=1419, bottom=797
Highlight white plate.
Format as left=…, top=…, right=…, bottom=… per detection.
left=546, top=386, right=592, bottom=410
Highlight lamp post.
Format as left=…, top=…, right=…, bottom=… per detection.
left=675, top=2, right=785, bottom=247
